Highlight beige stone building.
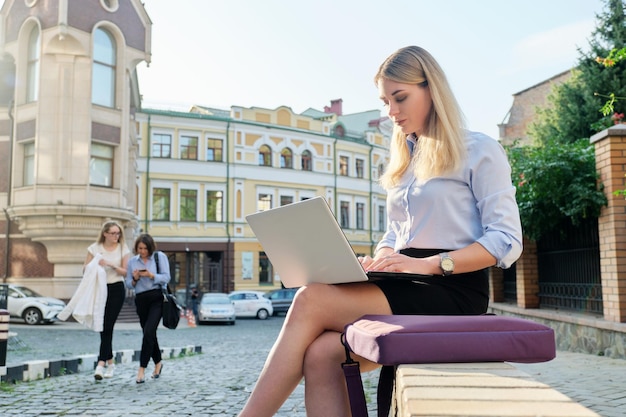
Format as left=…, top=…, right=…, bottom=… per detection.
left=0, top=0, right=150, bottom=298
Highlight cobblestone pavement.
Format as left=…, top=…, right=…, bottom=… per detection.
left=1, top=316, right=625, bottom=416
left=1, top=317, right=379, bottom=416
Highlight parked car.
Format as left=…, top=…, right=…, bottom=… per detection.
left=198, top=293, right=236, bottom=325
left=175, top=289, right=188, bottom=309
left=7, top=284, right=66, bottom=325
left=264, top=288, right=298, bottom=316
left=228, top=290, right=273, bottom=320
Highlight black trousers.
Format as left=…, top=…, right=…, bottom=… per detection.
left=98, top=281, right=125, bottom=362
left=134, top=288, right=163, bottom=368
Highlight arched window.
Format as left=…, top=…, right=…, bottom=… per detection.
left=259, top=145, right=272, bottom=166
left=26, top=25, right=40, bottom=102
left=92, top=27, right=116, bottom=107
left=280, top=148, right=293, bottom=169
left=301, top=150, right=312, bottom=171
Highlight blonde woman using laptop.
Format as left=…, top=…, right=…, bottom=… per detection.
left=238, top=45, right=523, bottom=417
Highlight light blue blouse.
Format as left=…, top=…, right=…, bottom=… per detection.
left=376, top=131, right=523, bottom=269
left=125, top=251, right=171, bottom=294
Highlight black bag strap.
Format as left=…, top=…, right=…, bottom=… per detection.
left=340, top=333, right=368, bottom=417
left=377, top=366, right=395, bottom=417
left=154, top=251, right=161, bottom=274
left=154, top=251, right=171, bottom=296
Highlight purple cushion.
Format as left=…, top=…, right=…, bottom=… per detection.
left=344, top=315, right=555, bottom=366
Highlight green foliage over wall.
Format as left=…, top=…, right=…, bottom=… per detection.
left=506, top=139, right=607, bottom=241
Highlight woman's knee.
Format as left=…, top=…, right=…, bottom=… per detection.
left=303, top=332, right=344, bottom=373
left=289, top=284, right=331, bottom=315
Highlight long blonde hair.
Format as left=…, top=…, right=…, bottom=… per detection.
left=375, top=46, right=466, bottom=189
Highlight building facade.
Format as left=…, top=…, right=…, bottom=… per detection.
left=498, top=70, right=572, bottom=146
left=135, top=101, right=390, bottom=295
left=0, top=1, right=391, bottom=298
left=0, top=0, right=151, bottom=298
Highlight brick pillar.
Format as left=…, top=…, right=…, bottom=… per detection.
left=516, top=237, right=539, bottom=308
left=591, top=124, right=626, bottom=323
left=489, top=267, right=504, bottom=302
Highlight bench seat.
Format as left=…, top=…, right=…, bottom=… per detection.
left=395, top=362, right=599, bottom=417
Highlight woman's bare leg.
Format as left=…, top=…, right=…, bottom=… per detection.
left=303, top=330, right=380, bottom=417
left=238, top=282, right=391, bottom=417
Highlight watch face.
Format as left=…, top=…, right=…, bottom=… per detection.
left=441, top=257, right=454, bottom=271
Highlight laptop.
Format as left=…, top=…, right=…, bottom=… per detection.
left=245, top=196, right=432, bottom=288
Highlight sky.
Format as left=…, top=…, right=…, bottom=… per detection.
left=136, top=0, right=606, bottom=140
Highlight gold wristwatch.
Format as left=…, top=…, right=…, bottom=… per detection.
left=439, top=252, right=454, bottom=276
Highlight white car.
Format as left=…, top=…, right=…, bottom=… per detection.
left=7, top=285, right=67, bottom=325
left=198, top=293, right=236, bottom=325
left=228, top=290, right=273, bottom=320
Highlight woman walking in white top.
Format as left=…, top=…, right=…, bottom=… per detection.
left=84, top=221, right=130, bottom=380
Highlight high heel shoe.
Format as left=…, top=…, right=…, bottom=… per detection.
left=152, top=362, right=163, bottom=379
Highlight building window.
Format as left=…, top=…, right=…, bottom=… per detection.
left=259, top=145, right=272, bottom=166
left=152, top=188, right=170, bottom=220
left=356, top=159, right=364, bottom=179
left=180, top=189, right=197, bottom=221
left=206, top=190, right=223, bottom=222
left=259, top=252, right=273, bottom=284
left=356, top=203, right=365, bottom=230
left=180, top=135, right=198, bottom=160
left=280, top=195, right=293, bottom=206
left=340, top=201, right=350, bottom=228
left=23, top=142, right=35, bottom=186
left=207, top=138, right=223, bottom=162
left=26, top=25, right=40, bottom=102
left=89, top=142, right=113, bottom=187
left=152, top=133, right=171, bottom=158
left=378, top=205, right=386, bottom=231
left=92, top=27, right=116, bottom=107
left=100, top=0, right=119, bottom=12
left=257, top=193, right=272, bottom=211
left=301, top=150, right=312, bottom=171
left=280, top=148, right=293, bottom=168
left=378, top=163, right=385, bottom=179
left=339, top=156, right=349, bottom=176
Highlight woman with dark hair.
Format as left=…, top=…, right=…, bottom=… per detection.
left=125, top=233, right=170, bottom=383
left=85, top=220, right=130, bottom=381
left=238, top=46, right=523, bottom=416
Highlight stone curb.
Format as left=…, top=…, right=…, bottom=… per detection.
left=0, top=344, right=202, bottom=384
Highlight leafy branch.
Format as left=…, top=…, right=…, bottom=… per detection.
left=595, top=47, right=626, bottom=116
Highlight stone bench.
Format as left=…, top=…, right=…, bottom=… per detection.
left=394, top=362, right=599, bottom=417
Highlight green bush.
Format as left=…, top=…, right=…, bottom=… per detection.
left=506, top=139, right=607, bottom=241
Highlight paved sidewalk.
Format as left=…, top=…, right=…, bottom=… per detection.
left=1, top=317, right=625, bottom=416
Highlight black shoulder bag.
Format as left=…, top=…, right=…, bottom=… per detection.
left=155, top=251, right=181, bottom=330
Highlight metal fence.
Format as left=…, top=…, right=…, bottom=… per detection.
left=503, top=265, right=517, bottom=303
left=536, top=218, right=603, bottom=315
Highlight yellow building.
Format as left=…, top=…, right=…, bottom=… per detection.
left=135, top=100, right=390, bottom=294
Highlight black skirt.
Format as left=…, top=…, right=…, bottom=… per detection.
left=371, top=248, right=489, bottom=315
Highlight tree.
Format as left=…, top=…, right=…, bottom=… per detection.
left=508, top=0, right=623, bottom=239
left=530, top=0, right=626, bottom=142
left=507, top=139, right=607, bottom=241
